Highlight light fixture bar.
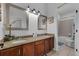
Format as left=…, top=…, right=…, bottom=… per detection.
left=27, top=5, right=30, bottom=11
left=38, top=10, right=40, bottom=15
left=26, top=5, right=41, bottom=15
left=32, top=8, right=36, bottom=13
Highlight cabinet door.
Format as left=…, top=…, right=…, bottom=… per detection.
left=45, top=39, right=50, bottom=53
left=51, top=37, right=54, bottom=49
left=23, top=43, right=34, bottom=56
left=34, top=40, right=45, bottom=56
left=49, top=37, right=54, bottom=50
left=0, top=51, right=1, bottom=56
left=0, top=46, right=21, bottom=56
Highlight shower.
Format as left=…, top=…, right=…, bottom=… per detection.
left=58, top=17, right=75, bottom=48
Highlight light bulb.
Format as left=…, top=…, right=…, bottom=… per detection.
left=33, top=9, right=36, bottom=13
left=26, top=5, right=30, bottom=12
left=27, top=5, right=30, bottom=11
left=38, top=11, right=40, bottom=15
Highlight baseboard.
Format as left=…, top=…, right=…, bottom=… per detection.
left=53, top=48, right=59, bottom=51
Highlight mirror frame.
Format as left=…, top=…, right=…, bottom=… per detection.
left=5, top=3, right=29, bottom=30
left=38, top=15, right=47, bottom=30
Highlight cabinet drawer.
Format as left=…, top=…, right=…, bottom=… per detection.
left=35, top=40, right=44, bottom=45
left=0, top=46, right=22, bottom=56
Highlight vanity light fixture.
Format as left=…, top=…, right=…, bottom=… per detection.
left=27, top=5, right=30, bottom=11
left=32, top=8, right=36, bottom=13
left=26, top=5, right=30, bottom=12
left=31, top=8, right=38, bottom=15
left=26, top=5, right=41, bottom=15
left=38, top=10, right=40, bottom=15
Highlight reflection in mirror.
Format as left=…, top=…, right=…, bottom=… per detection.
left=6, top=4, right=29, bottom=30
left=0, top=4, right=1, bottom=21
left=48, top=16, right=54, bottom=24
left=38, top=15, right=47, bottom=30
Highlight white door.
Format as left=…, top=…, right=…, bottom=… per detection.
left=75, top=10, right=79, bottom=55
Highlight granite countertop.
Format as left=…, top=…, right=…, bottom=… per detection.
left=0, top=34, right=54, bottom=50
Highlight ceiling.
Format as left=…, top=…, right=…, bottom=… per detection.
left=57, top=3, right=79, bottom=16
left=12, top=3, right=47, bottom=15
left=12, top=3, right=79, bottom=17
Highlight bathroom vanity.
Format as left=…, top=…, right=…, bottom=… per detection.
left=0, top=4, right=54, bottom=56
left=0, top=35, right=54, bottom=56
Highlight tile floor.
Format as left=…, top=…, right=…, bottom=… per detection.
left=47, top=45, right=74, bottom=56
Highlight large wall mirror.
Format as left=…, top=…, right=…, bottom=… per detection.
left=38, top=15, right=47, bottom=30
left=5, top=4, right=29, bottom=30
left=0, top=4, right=1, bottom=22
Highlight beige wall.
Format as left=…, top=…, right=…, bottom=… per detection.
left=58, top=19, right=73, bottom=36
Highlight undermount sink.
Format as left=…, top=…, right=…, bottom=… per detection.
left=12, top=40, right=26, bottom=44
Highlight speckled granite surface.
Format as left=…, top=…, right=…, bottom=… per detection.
left=0, top=34, right=54, bottom=50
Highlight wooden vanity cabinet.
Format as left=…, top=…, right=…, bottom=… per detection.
left=0, top=46, right=22, bottom=56
left=51, top=37, right=54, bottom=49
left=34, top=40, right=45, bottom=56
left=44, top=38, right=50, bottom=53
left=22, top=42, right=34, bottom=56
left=44, top=37, right=54, bottom=54
left=49, top=38, right=52, bottom=50
left=49, top=37, right=54, bottom=50
left=0, top=37, right=54, bottom=56
left=0, top=51, right=1, bottom=56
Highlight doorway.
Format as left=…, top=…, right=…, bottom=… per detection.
left=58, top=17, right=75, bottom=55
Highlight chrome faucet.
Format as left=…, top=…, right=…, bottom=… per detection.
left=0, top=43, right=4, bottom=48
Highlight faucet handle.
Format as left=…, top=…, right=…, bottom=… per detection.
left=0, top=43, right=4, bottom=48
